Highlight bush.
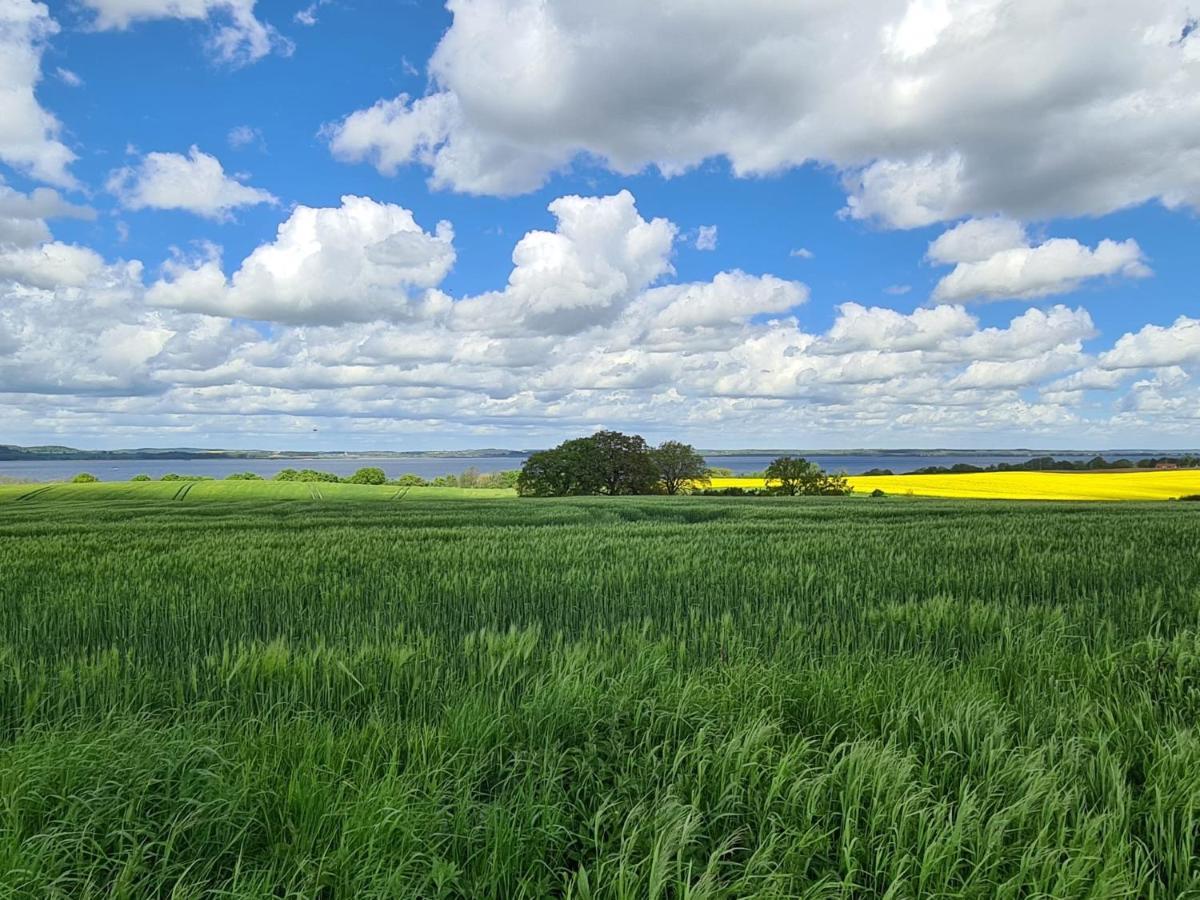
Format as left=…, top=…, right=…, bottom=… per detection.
left=71, top=472, right=99, bottom=483
left=871, top=488, right=887, bottom=498
left=390, top=474, right=428, bottom=487
left=225, top=472, right=264, bottom=481
left=130, top=474, right=151, bottom=482
left=274, top=468, right=340, bottom=483
left=347, top=467, right=387, bottom=485
left=160, top=474, right=212, bottom=482
left=1178, top=495, right=1200, bottom=502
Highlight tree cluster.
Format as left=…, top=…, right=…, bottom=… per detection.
left=516, top=433, right=855, bottom=498
left=517, top=432, right=710, bottom=497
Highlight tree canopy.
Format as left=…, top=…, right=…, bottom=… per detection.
left=764, top=456, right=850, bottom=496
left=651, top=441, right=710, bottom=495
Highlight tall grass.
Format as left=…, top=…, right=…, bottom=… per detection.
left=1, top=494, right=1198, bottom=896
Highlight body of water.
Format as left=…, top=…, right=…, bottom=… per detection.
left=0, top=452, right=1181, bottom=483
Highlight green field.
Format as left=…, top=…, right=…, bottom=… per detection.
left=1, top=491, right=1199, bottom=897
left=0, top=479, right=515, bottom=504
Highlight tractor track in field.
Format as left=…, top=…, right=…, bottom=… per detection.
left=173, top=482, right=196, bottom=501
left=16, top=486, right=53, bottom=502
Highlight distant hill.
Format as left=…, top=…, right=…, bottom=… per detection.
left=0, top=445, right=530, bottom=462
left=1, top=444, right=1194, bottom=463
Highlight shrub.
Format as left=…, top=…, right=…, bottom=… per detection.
left=130, top=474, right=152, bottom=482
left=871, top=488, right=887, bottom=498
left=274, top=468, right=340, bottom=483
left=391, top=474, right=428, bottom=487
left=71, top=472, right=99, bottom=483
left=225, top=472, right=264, bottom=481
left=347, top=467, right=387, bottom=485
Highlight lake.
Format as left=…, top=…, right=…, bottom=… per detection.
left=0, top=451, right=1180, bottom=483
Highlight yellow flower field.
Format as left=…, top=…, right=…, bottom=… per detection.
left=708, top=470, right=1200, bottom=501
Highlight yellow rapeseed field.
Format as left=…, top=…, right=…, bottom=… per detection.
left=707, top=470, right=1200, bottom=501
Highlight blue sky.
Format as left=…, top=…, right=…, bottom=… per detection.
left=0, top=0, right=1197, bottom=450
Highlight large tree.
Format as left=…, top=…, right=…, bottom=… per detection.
left=591, top=430, right=660, bottom=495
left=651, top=441, right=709, bottom=495
left=517, top=431, right=659, bottom=496
left=517, top=437, right=603, bottom=496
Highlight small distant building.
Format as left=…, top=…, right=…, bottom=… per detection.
left=1156, top=461, right=1178, bottom=470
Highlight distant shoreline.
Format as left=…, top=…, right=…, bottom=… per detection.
left=3, top=444, right=1196, bottom=462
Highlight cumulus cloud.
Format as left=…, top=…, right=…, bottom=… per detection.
left=80, top=0, right=290, bottom=65
left=0, top=0, right=77, bottom=186
left=0, top=179, right=95, bottom=247
left=148, top=195, right=456, bottom=324
left=1, top=188, right=1195, bottom=446
left=449, top=190, right=676, bottom=334
left=107, top=146, right=277, bottom=220
left=928, top=218, right=1150, bottom=303
left=1100, top=317, right=1200, bottom=369
left=325, top=1, right=1200, bottom=228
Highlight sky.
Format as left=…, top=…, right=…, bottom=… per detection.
left=0, top=0, right=1198, bottom=451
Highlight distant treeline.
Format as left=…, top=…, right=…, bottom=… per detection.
left=861, top=455, right=1200, bottom=476
left=70, top=467, right=520, bottom=489
left=2, top=444, right=526, bottom=462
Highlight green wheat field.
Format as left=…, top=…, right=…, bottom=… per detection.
left=1, top=488, right=1198, bottom=897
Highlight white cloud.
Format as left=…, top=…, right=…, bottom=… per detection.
left=326, top=1, right=1200, bottom=228
left=0, top=179, right=95, bottom=247
left=926, top=216, right=1027, bottom=265
left=1, top=188, right=1195, bottom=446
left=883, top=284, right=911, bottom=295
left=1100, top=317, right=1200, bottom=370
left=148, top=195, right=456, bottom=324
left=790, top=247, right=814, bottom=259
left=226, top=125, right=263, bottom=150
left=80, top=0, right=290, bottom=65
left=0, top=241, right=108, bottom=289
left=929, top=219, right=1150, bottom=303
left=0, top=0, right=77, bottom=186
left=822, top=302, right=975, bottom=353
left=694, top=225, right=717, bottom=251
left=54, top=66, right=82, bottom=87
left=952, top=348, right=1083, bottom=390
left=107, top=146, right=277, bottom=220
left=294, top=1, right=328, bottom=26
left=449, top=190, right=676, bottom=334
left=649, top=271, right=805, bottom=330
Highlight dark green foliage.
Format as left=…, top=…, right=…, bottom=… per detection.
left=651, top=440, right=710, bottom=494
left=391, top=473, right=428, bottom=486
left=160, top=473, right=213, bottom=481
left=274, top=468, right=341, bottom=483
left=347, top=466, right=387, bottom=485
left=871, top=488, right=887, bottom=497
left=2, top=495, right=1200, bottom=896
left=224, top=471, right=264, bottom=480
left=764, top=456, right=852, bottom=495
left=130, top=474, right=152, bottom=481
left=518, top=430, right=661, bottom=496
